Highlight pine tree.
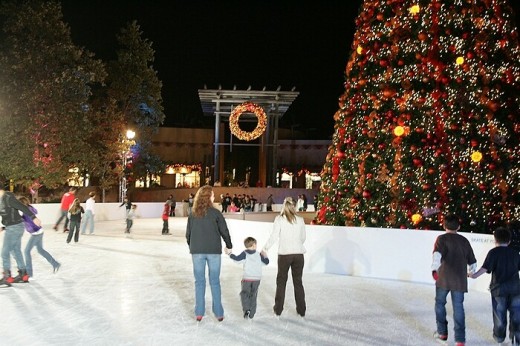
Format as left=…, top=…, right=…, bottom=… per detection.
left=317, top=0, right=520, bottom=233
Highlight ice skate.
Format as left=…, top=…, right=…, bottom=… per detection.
left=12, top=269, right=30, bottom=283
left=433, top=331, right=448, bottom=345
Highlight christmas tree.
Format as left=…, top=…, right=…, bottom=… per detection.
left=317, top=0, right=520, bottom=233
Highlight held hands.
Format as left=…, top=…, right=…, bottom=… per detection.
left=260, top=250, right=267, bottom=258
left=224, top=248, right=232, bottom=255
left=432, top=271, right=439, bottom=281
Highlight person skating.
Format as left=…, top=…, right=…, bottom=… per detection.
left=226, top=237, right=269, bottom=319
left=66, top=198, right=84, bottom=243
left=162, top=200, right=170, bottom=235
left=18, top=196, right=60, bottom=279
left=0, top=184, right=42, bottom=287
left=53, top=186, right=76, bottom=232
left=432, top=214, right=477, bottom=346
left=470, top=227, right=520, bottom=345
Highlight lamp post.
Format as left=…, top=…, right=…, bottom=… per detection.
left=120, top=130, right=136, bottom=202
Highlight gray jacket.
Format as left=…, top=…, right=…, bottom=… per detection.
left=186, top=207, right=232, bottom=254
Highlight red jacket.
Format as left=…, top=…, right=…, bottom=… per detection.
left=162, top=203, right=170, bottom=221
left=60, top=192, right=76, bottom=211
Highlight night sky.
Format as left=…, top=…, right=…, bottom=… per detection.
left=60, top=0, right=520, bottom=139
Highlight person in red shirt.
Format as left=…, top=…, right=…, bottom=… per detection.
left=162, top=201, right=170, bottom=235
left=53, top=187, right=77, bottom=233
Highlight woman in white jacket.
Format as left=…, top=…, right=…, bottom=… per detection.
left=263, top=197, right=306, bottom=318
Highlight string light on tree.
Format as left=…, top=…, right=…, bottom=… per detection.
left=317, top=0, right=520, bottom=232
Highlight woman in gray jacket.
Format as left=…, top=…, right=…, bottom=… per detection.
left=186, top=185, right=233, bottom=322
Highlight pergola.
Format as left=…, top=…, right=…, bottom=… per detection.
left=198, top=85, right=299, bottom=186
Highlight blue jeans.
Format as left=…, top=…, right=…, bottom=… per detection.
left=192, top=254, right=223, bottom=318
left=1, top=222, right=26, bottom=272
left=435, top=287, right=466, bottom=343
left=81, top=210, right=94, bottom=234
left=24, top=233, right=59, bottom=277
left=492, top=294, right=520, bottom=343
left=55, top=209, right=69, bottom=230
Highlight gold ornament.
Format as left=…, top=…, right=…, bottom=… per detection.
left=229, top=102, right=267, bottom=141
left=471, top=151, right=483, bottom=162
left=394, top=126, right=405, bottom=137
left=411, top=213, right=422, bottom=225
left=409, top=5, right=420, bottom=15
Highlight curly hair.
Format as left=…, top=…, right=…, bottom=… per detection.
left=280, top=196, right=297, bottom=224
left=192, top=185, right=214, bottom=218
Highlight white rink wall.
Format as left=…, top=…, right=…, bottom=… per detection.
left=30, top=203, right=494, bottom=293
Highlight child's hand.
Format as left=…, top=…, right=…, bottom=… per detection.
left=260, top=250, right=267, bottom=258
left=224, top=248, right=231, bottom=255
left=432, top=271, right=439, bottom=281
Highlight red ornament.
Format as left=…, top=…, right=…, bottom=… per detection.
left=413, top=158, right=423, bottom=167
left=470, top=139, right=478, bottom=147
left=362, top=190, right=371, bottom=199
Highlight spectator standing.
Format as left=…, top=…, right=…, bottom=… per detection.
left=266, top=194, right=274, bottom=212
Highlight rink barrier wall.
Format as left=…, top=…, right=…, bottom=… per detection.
left=29, top=203, right=494, bottom=293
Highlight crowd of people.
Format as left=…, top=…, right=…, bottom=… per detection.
left=2, top=181, right=520, bottom=345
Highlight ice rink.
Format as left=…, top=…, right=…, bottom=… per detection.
left=1, top=217, right=499, bottom=345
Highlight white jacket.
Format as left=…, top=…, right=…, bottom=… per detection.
left=264, top=214, right=306, bottom=255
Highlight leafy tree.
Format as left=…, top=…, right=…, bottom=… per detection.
left=0, top=0, right=106, bottom=188
left=107, top=20, right=166, bottom=185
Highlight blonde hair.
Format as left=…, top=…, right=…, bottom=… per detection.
left=18, top=196, right=30, bottom=206
left=280, top=197, right=297, bottom=224
left=192, top=185, right=213, bottom=218
left=69, top=198, right=82, bottom=214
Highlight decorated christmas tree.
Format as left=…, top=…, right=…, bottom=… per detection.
left=317, top=0, right=520, bottom=233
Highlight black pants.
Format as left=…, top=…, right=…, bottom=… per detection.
left=66, top=221, right=81, bottom=243
left=274, top=254, right=306, bottom=316
left=162, top=220, right=169, bottom=233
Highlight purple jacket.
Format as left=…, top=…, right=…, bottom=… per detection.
left=22, top=205, right=42, bottom=234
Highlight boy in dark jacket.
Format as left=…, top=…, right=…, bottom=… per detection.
left=0, top=184, right=42, bottom=287
left=470, top=227, right=520, bottom=345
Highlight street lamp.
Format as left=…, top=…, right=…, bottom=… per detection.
left=120, top=130, right=136, bottom=202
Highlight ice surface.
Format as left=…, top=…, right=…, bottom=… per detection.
left=1, top=217, right=496, bottom=345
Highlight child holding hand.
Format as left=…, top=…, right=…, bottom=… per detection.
left=226, top=237, right=269, bottom=319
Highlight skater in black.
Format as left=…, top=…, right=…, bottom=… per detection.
left=470, top=227, right=520, bottom=344
left=0, top=184, right=41, bottom=287
left=126, top=204, right=137, bottom=233
left=66, top=198, right=84, bottom=243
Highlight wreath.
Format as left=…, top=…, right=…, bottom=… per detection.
left=229, top=102, right=267, bottom=141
